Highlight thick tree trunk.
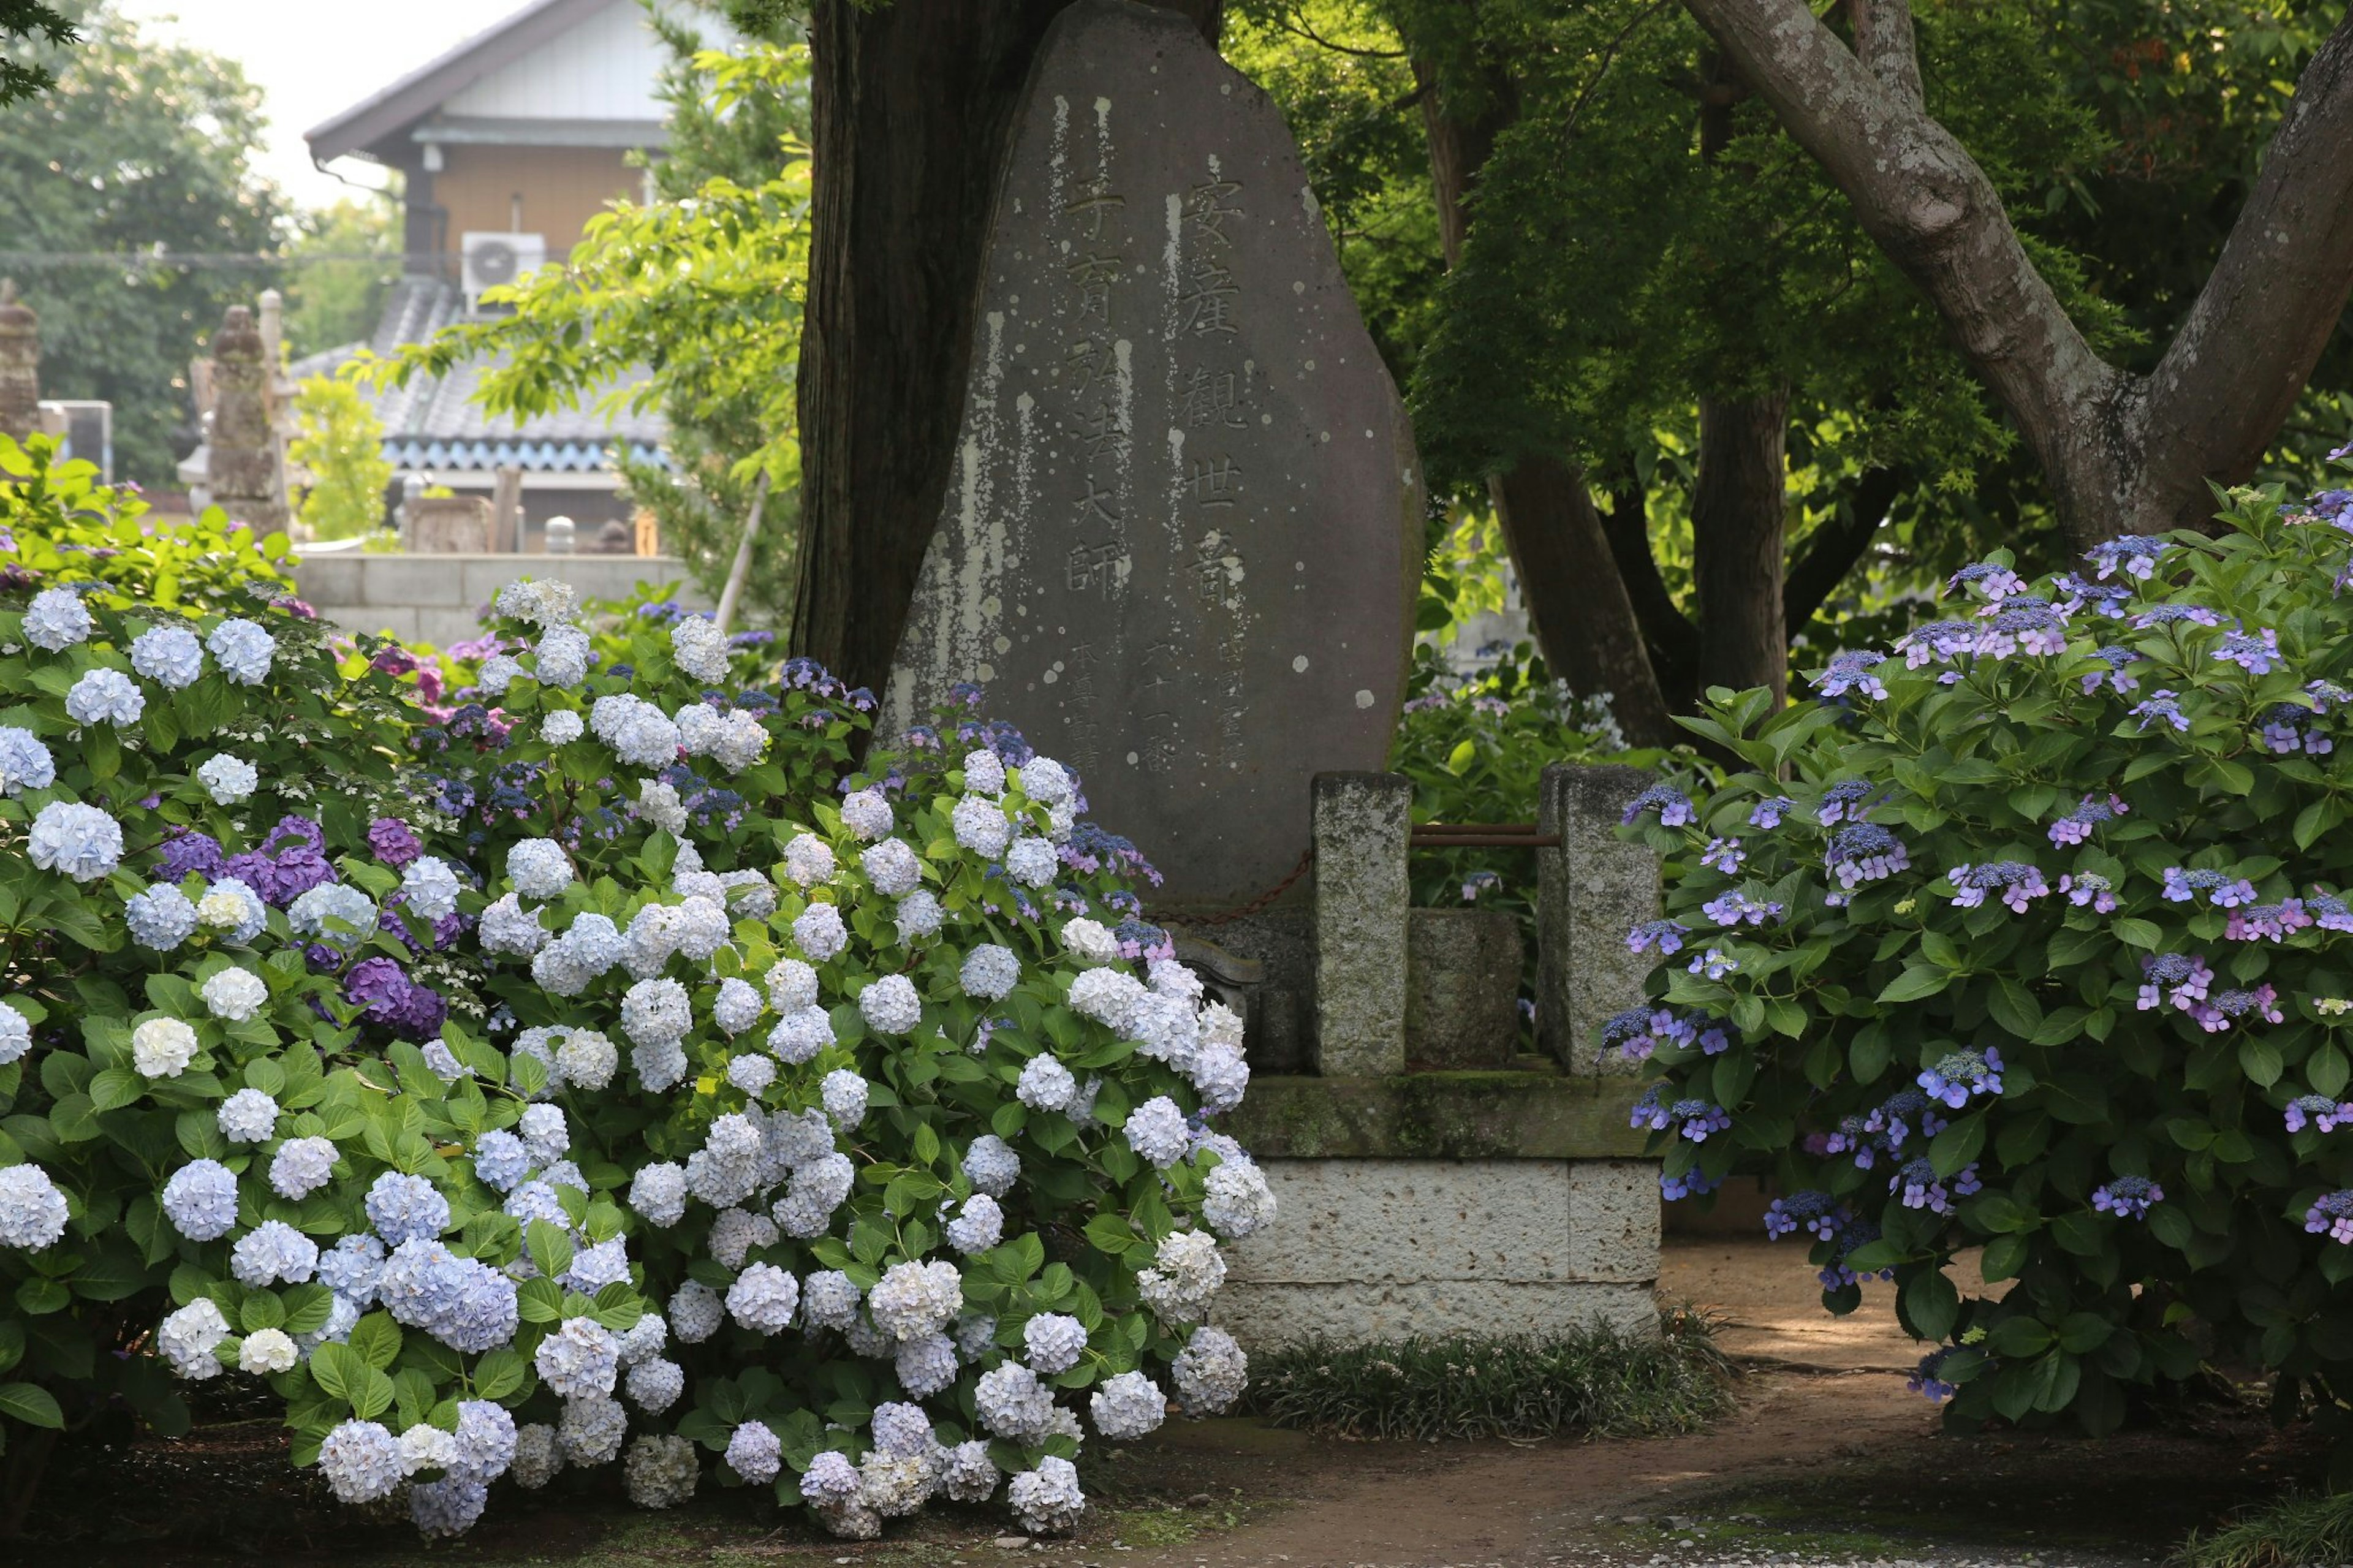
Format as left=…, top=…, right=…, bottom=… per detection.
left=1488, top=455, right=1678, bottom=746
left=1691, top=390, right=1791, bottom=703
left=1416, top=52, right=1675, bottom=743
left=794, top=0, right=1222, bottom=691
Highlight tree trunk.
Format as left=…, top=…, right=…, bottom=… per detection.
left=1416, top=51, right=1675, bottom=743
left=794, top=0, right=1223, bottom=692
left=1488, top=455, right=1678, bottom=746
left=1690, top=390, right=1791, bottom=703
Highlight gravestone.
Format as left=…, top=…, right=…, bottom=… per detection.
left=404, top=496, right=495, bottom=553
left=883, top=0, right=1422, bottom=911
left=208, top=305, right=287, bottom=537
left=0, top=281, right=37, bottom=444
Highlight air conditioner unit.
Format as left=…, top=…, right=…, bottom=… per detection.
left=461, top=232, right=547, bottom=311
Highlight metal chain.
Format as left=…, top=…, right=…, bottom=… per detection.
left=1165, top=846, right=1315, bottom=928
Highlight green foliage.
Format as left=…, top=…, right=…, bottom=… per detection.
left=0, top=0, right=74, bottom=107
left=2180, top=1488, right=2353, bottom=1568
left=282, top=198, right=399, bottom=361
left=0, top=2, right=286, bottom=487
left=289, top=377, right=393, bottom=543
left=0, top=436, right=419, bottom=1460
left=1244, top=1308, right=1733, bottom=1441
left=371, top=28, right=809, bottom=626
left=1617, top=474, right=2353, bottom=1447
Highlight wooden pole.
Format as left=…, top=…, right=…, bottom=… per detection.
left=714, top=470, right=773, bottom=634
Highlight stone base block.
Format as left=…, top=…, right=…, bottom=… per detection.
left=1218, top=1156, right=1659, bottom=1350
left=1216, top=1281, right=1656, bottom=1349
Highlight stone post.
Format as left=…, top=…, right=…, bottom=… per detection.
left=0, top=281, right=36, bottom=445
left=1537, top=763, right=1661, bottom=1074
left=208, top=305, right=287, bottom=536
left=1310, top=771, right=1410, bottom=1077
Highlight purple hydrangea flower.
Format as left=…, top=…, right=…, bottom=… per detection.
left=1819, top=1218, right=1895, bottom=1289
left=1700, top=837, right=1745, bottom=874
left=1918, top=1047, right=2004, bottom=1109
left=1817, top=651, right=1889, bottom=700
left=1700, top=891, right=1784, bottom=928
left=2307, top=1191, right=2353, bottom=1244
left=1947, top=862, right=2050, bottom=913
left=2211, top=985, right=2285, bottom=1027
left=156, top=828, right=224, bottom=882
left=2137, top=953, right=2214, bottom=1012
left=1948, top=561, right=2026, bottom=601
left=1865, top=1088, right=1948, bottom=1151
left=1626, top=918, right=1691, bottom=956
left=2284, top=1095, right=2353, bottom=1134
left=2313, top=893, right=2353, bottom=933
left=1816, top=780, right=1881, bottom=826
left=2257, top=702, right=2333, bottom=756
left=2081, top=645, right=2143, bottom=696
left=2161, top=867, right=2259, bottom=907
left=2084, top=535, right=2173, bottom=581
left=1749, top=796, right=1792, bottom=830
left=1974, top=597, right=2072, bottom=659
left=1686, top=947, right=1738, bottom=980
left=1659, top=1166, right=1720, bottom=1202
left=1909, top=1347, right=1960, bottom=1401
left=368, top=817, right=423, bottom=868
left=2053, top=574, right=2134, bottom=618
left=1623, top=784, right=1695, bottom=827
left=2047, top=793, right=2127, bottom=846
left=2227, top=900, right=2312, bottom=942
left=345, top=958, right=447, bottom=1040
left=1763, top=1190, right=1843, bottom=1242
left=2129, top=691, right=2191, bottom=732
left=1895, top=619, right=1979, bottom=669
left=2215, top=626, right=2283, bottom=674
left=1826, top=824, right=1909, bottom=890
left=2132, top=604, right=2223, bottom=630
left=2059, top=872, right=2118, bottom=912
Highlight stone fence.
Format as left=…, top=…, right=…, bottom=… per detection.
left=1200, top=763, right=1663, bottom=1349
left=292, top=551, right=705, bottom=646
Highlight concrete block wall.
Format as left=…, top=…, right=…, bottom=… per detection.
left=291, top=552, right=707, bottom=646
left=1216, top=1158, right=1659, bottom=1347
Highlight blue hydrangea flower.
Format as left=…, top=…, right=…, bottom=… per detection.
left=1826, top=824, right=1909, bottom=890
left=205, top=618, right=277, bottom=684
left=27, top=800, right=122, bottom=882
left=365, top=1172, right=450, bottom=1245
left=1895, top=619, right=1978, bottom=668
left=1763, top=1190, right=1842, bottom=1241
left=1625, top=918, right=1690, bottom=956
left=124, top=883, right=197, bottom=950
left=2081, top=645, right=2142, bottom=696
left=1947, top=862, right=2050, bottom=914
left=289, top=882, right=378, bottom=944
left=1686, top=947, right=1738, bottom=980
left=317, top=1234, right=387, bottom=1306
left=2214, top=627, right=2282, bottom=674
left=23, top=586, right=93, bottom=651
left=1817, top=651, right=1888, bottom=700
left=1700, top=837, right=1745, bottom=874
left=0, top=727, right=55, bottom=796
left=1909, top=1347, right=1960, bottom=1401
left=2047, top=793, right=2126, bottom=847
left=1749, top=796, right=1793, bottom=829
left=1659, top=1165, right=1720, bottom=1202
left=129, top=624, right=205, bottom=689
left=161, top=1159, right=239, bottom=1240
left=231, top=1219, right=319, bottom=1286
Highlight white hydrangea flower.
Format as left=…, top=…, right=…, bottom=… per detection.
left=1004, top=838, right=1058, bottom=888
left=558, top=1393, right=627, bottom=1467
left=1069, top=968, right=1147, bottom=1034
left=536, top=1316, right=621, bottom=1399
left=205, top=619, right=277, bottom=684
left=963, top=1134, right=1020, bottom=1198
left=712, top=976, right=762, bottom=1035
left=533, top=626, right=593, bottom=689
left=476, top=654, right=523, bottom=695
left=670, top=615, right=732, bottom=683
left=894, top=890, right=944, bottom=944
left=615, top=1309, right=669, bottom=1367
left=821, top=1069, right=869, bottom=1130
left=975, top=1361, right=1058, bottom=1441
left=727, top=1053, right=776, bottom=1095
left=767, top=1004, right=835, bottom=1066
left=194, top=754, right=258, bottom=805
left=669, top=1279, right=724, bottom=1344
left=628, top=1162, right=688, bottom=1227
left=0, top=1164, right=69, bottom=1250
left=950, top=796, right=1012, bottom=858
left=510, top=1423, right=564, bottom=1488
left=1173, top=1325, right=1249, bottom=1414
left=794, top=901, right=848, bottom=963
left=624, top=1433, right=701, bottom=1509
left=960, top=944, right=1020, bottom=1001
left=216, top=1087, right=279, bottom=1143
left=765, top=957, right=819, bottom=1013
left=621, top=977, right=693, bottom=1048
left=860, top=838, right=922, bottom=896
left=28, top=800, right=123, bottom=882
left=1203, top=1153, right=1278, bottom=1239
left=23, top=587, right=92, bottom=650
left=542, top=709, right=585, bottom=744
left=868, top=1259, right=962, bottom=1339
left=158, top=1298, right=231, bottom=1379
left=554, top=1029, right=618, bottom=1091
left=1061, top=918, right=1120, bottom=963
left=727, top=1262, right=800, bottom=1333
left=318, top=1419, right=404, bottom=1502
left=1023, top=1312, right=1088, bottom=1374
left=962, top=749, right=1006, bottom=797
left=1201, top=1000, right=1246, bottom=1050
left=200, top=966, right=268, bottom=1022
left=1124, top=1094, right=1191, bottom=1168
left=726, top=1418, right=782, bottom=1483
left=633, top=1039, right=690, bottom=1094
left=1137, top=1230, right=1227, bottom=1327
left=839, top=787, right=893, bottom=840
left=1191, top=1040, right=1251, bottom=1113
left=0, top=727, right=55, bottom=795
left=1018, top=757, right=1074, bottom=805
left=624, top=1356, right=685, bottom=1414
left=398, top=1422, right=460, bottom=1477
left=1150, top=957, right=1205, bottom=1004
left=506, top=839, right=573, bottom=900
left=636, top=778, right=688, bottom=833
left=270, top=1136, right=338, bottom=1200
left=1016, top=1055, right=1077, bottom=1113
left=400, top=855, right=463, bottom=922
left=944, top=1194, right=1003, bottom=1255
left=943, top=1440, right=999, bottom=1504
left=132, top=1017, right=199, bottom=1079
left=0, top=1001, right=26, bottom=1067
left=784, top=832, right=836, bottom=888
left=858, top=974, right=922, bottom=1035
left=708, top=1206, right=778, bottom=1268
left=239, top=1326, right=298, bottom=1375
left=65, top=667, right=143, bottom=727
left=1089, top=1371, right=1166, bottom=1440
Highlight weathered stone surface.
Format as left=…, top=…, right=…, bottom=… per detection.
left=1221, top=1072, right=1651, bottom=1160
left=1169, top=906, right=1314, bottom=1074
left=882, top=0, right=1422, bottom=909
left=1216, top=1279, right=1657, bottom=1350
left=1405, top=907, right=1523, bottom=1067
left=1215, top=1154, right=1661, bottom=1348
left=1538, top=763, right=1661, bottom=1074
left=207, top=305, right=286, bottom=537
left=1310, top=772, right=1408, bottom=1076
left=294, top=553, right=702, bottom=643
left=405, top=496, right=495, bottom=554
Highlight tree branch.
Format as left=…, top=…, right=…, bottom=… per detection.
left=1784, top=464, right=1906, bottom=639
left=1596, top=481, right=1699, bottom=698
left=2135, top=13, right=2353, bottom=525
left=1843, top=0, right=1920, bottom=108
left=1677, top=0, right=2126, bottom=537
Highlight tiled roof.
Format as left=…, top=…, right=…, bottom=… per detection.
left=297, top=276, right=667, bottom=473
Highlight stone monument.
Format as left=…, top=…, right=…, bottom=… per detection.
left=207, top=305, right=287, bottom=537
left=884, top=0, right=1422, bottom=911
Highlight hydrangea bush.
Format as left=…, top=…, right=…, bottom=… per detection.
left=1615, top=469, right=2353, bottom=1443
left=0, top=493, right=1271, bottom=1539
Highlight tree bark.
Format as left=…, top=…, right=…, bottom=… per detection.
left=1680, top=0, right=2353, bottom=548
left=1488, top=454, right=1679, bottom=746
left=1415, top=49, right=1675, bottom=742
left=1691, top=391, right=1790, bottom=703
left=1596, top=481, right=1698, bottom=706
left=1784, top=463, right=1906, bottom=640
left=794, top=0, right=1222, bottom=692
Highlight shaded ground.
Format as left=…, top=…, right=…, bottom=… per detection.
left=11, top=1241, right=2322, bottom=1568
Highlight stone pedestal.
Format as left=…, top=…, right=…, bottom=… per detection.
left=404, top=496, right=495, bottom=553
left=1309, top=772, right=1409, bottom=1077
left=1537, top=763, right=1661, bottom=1074
left=0, top=281, right=36, bottom=445
left=208, top=305, right=287, bottom=537
left=1405, top=907, right=1523, bottom=1067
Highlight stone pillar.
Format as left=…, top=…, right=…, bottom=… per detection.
left=1310, top=771, right=1410, bottom=1077
left=1537, top=763, right=1661, bottom=1074
left=208, top=305, right=287, bottom=536
left=0, top=281, right=36, bottom=444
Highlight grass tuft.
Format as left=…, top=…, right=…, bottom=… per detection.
left=2179, top=1490, right=2353, bottom=1568
left=1243, top=1305, right=1735, bottom=1442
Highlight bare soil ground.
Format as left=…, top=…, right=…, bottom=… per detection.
left=3, top=1241, right=2318, bottom=1568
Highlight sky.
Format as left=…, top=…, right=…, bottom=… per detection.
left=114, top=0, right=534, bottom=211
